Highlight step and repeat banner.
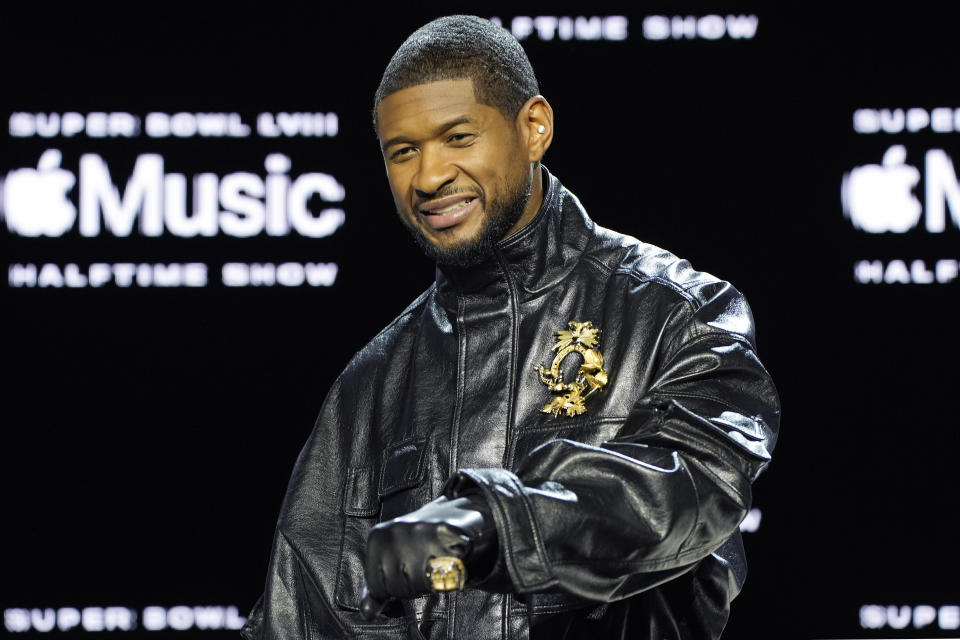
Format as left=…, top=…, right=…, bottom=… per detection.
left=2, top=5, right=957, bottom=639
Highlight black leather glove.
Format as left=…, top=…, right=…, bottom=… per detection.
left=360, top=494, right=497, bottom=620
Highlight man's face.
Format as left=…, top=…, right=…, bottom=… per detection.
left=376, top=79, right=535, bottom=267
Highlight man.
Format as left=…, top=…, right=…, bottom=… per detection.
left=243, top=15, right=779, bottom=640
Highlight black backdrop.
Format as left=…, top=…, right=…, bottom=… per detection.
left=2, top=4, right=959, bottom=639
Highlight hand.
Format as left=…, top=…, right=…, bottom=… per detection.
left=360, top=494, right=496, bottom=620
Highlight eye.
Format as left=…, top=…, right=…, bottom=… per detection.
left=447, top=132, right=474, bottom=145
left=390, top=146, right=416, bottom=162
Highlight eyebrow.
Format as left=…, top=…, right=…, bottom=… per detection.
left=380, top=116, right=475, bottom=152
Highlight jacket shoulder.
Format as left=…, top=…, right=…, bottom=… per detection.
left=339, top=283, right=436, bottom=379
left=585, top=222, right=756, bottom=346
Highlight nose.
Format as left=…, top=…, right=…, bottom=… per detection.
left=412, top=143, right=456, bottom=197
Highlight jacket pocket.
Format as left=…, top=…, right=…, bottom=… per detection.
left=333, top=439, right=428, bottom=612
left=378, top=437, right=428, bottom=522
left=334, top=465, right=378, bottom=611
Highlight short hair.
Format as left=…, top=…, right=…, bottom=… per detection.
left=373, top=15, right=539, bottom=131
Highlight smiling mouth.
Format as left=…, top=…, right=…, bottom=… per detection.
left=421, top=197, right=475, bottom=215
left=417, top=194, right=479, bottom=230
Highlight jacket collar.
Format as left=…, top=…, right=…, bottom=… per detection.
left=435, top=166, right=593, bottom=301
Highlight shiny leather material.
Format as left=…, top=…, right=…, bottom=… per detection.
left=243, top=168, right=780, bottom=639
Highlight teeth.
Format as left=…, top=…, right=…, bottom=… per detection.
left=431, top=198, right=473, bottom=215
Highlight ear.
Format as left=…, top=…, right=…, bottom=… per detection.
left=517, top=95, right=554, bottom=163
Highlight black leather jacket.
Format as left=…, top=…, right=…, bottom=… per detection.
left=243, top=168, right=780, bottom=639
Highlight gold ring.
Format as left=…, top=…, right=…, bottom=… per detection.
left=426, top=556, right=466, bottom=592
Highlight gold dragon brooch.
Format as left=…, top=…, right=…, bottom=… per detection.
left=534, top=321, right=609, bottom=417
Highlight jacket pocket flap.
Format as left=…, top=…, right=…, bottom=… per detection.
left=343, top=466, right=378, bottom=517
left=379, top=438, right=426, bottom=497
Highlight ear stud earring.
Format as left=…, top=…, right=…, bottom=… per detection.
left=537, top=125, right=546, bottom=134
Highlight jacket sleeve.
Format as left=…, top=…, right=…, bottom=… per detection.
left=448, top=281, right=780, bottom=601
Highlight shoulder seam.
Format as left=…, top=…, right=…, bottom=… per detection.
left=613, top=266, right=698, bottom=307
left=581, top=253, right=612, bottom=276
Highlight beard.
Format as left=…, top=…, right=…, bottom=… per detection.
left=398, top=169, right=533, bottom=268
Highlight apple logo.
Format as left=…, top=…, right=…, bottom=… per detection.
left=1, top=149, right=77, bottom=237
left=841, top=145, right=922, bottom=233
